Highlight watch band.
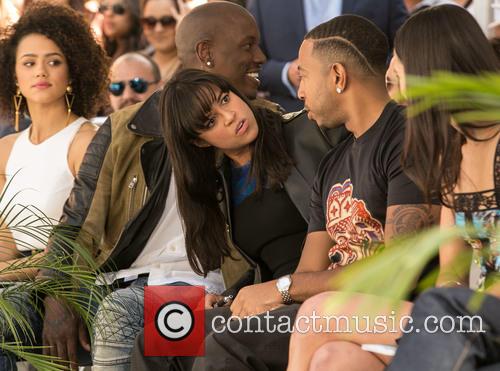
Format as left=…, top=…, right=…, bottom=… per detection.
left=279, top=290, right=293, bottom=305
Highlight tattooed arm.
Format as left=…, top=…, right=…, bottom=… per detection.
left=384, top=204, right=441, bottom=241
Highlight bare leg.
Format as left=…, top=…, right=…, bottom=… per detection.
left=287, top=291, right=413, bottom=371
left=309, top=341, right=385, bottom=371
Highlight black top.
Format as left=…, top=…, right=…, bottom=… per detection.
left=232, top=187, right=306, bottom=281
left=308, top=101, right=425, bottom=269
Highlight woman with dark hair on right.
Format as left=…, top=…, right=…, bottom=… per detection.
left=161, top=68, right=330, bottom=307
left=287, top=5, right=500, bottom=371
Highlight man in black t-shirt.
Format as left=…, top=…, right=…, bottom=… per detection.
left=308, top=101, right=424, bottom=269
left=226, top=15, right=440, bottom=319
left=131, top=15, right=440, bottom=371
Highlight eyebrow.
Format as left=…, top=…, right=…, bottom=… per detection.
left=239, top=36, right=256, bottom=44
left=20, top=52, right=64, bottom=58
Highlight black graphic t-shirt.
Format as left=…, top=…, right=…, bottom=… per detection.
left=308, top=101, right=425, bottom=269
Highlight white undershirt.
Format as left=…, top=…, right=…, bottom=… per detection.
left=100, top=176, right=225, bottom=294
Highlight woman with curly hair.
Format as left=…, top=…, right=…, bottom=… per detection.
left=0, top=2, right=108, bottom=368
left=0, top=1, right=109, bottom=276
left=100, top=0, right=145, bottom=60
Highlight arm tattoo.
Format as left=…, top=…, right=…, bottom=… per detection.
left=386, top=204, right=438, bottom=236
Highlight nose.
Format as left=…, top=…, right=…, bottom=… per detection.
left=253, top=45, right=267, bottom=65
left=221, top=108, right=236, bottom=126
left=297, top=80, right=305, bottom=101
left=103, top=7, right=113, bottom=17
left=154, top=21, right=164, bottom=32
left=35, top=64, right=48, bottom=78
left=122, top=84, right=139, bottom=101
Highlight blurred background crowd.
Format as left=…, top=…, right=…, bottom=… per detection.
left=0, top=0, right=499, bottom=132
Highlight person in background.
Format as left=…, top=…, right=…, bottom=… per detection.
left=405, top=0, right=472, bottom=13
left=141, top=0, right=183, bottom=83
left=100, top=0, right=145, bottom=60
left=247, top=0, right=408, bottom=112
left=108, top=52, right=161, bottom=111
left=492, top=37, right=500, bottom=60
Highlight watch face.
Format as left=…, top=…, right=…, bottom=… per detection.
left=277, top=276, right=291, bottom=291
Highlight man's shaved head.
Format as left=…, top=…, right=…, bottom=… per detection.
left=174, top=1, right=265, bottom=99
left=176, top=2, right=255, bottom=66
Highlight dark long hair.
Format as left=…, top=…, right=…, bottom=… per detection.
left=103, top=0, right=145, bottom=59
left=161, top=69, right=294, bottom=276
left=397, top=5, right=500, bottom=204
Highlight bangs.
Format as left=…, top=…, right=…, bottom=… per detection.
left=178, top=82, right=229, bottom=137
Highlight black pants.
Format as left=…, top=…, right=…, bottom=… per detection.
left=131, top=304, right=300, bottom=371
left=387, top=287, right=500, bottom=371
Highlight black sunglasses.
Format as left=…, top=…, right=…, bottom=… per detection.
left=140, top=16, right=176, bottom=29
left=108, top=78, right=157, bottom=96
left=98, top=3, right=126, bottom=15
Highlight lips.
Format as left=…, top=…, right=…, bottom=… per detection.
left=246, top=71, right=260, bottom=84
left=33, top=82, right=51, bottom=89
left=236, top=119, right=248, bottom=135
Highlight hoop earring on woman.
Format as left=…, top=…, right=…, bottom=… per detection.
left=13, top=87, right=23, bottom=132
left=65, top=85, right=75, bottom=123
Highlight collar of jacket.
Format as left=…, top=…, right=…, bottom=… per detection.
left=127, top=91, right=163, bottom=138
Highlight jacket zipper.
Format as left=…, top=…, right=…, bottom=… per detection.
left=127, top=175, right=138, bottom=220
left=141, top=184, right=149, bottom=207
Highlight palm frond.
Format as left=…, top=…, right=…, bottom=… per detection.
left=0, top=178, right=106, bottom=369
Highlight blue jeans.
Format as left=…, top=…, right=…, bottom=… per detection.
left=0, top=290, right=43, bottom=371
left=92, top=278, right=189, bottom=371
left=387, top=287, right=500, bottom=371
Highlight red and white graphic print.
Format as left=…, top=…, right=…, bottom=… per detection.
left=325, top=179, right=384, bottom=269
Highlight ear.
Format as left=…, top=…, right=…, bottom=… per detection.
left=330, top=63, right=347, bottom=93
left=195, top=40, right=214, bottom=70
left=192, top=137, right=211, bottom=148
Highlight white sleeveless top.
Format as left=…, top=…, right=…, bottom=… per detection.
left=1, top=117, right=87, bottom=251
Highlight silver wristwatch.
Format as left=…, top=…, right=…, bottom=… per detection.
left=276, top=274, right=293, bottom=304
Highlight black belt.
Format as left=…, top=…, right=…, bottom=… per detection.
left=18, top=249, right=43, bottom=258
left=114, top=273, right=150, bottom=288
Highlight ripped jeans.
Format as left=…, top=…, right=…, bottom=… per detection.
left=92, top=278, right=189, bottom=371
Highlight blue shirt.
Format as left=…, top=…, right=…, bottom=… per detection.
left=282, top=0, right=343, bottom=96
left=303, top=0, right=343, bottom=31
left=231, top=161, right=257, bottom=207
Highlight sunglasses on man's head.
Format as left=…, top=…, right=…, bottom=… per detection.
left=98, top=3, right=126, bottom=15
left=108, top=78, right=157, bottom=96
left=140, top=16, right=176, bottom=29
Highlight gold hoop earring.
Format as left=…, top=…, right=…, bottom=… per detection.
left=13, top=87, right=23, bottom=132
left=65, top=85, right=75, bottom=122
